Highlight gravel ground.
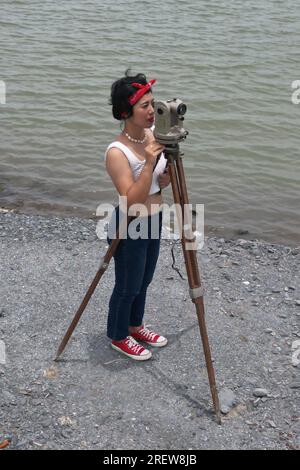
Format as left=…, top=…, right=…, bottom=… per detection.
left=0, top=210, right=299, bottom=450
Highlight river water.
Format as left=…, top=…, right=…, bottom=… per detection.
left=1, top=0, right=299, bottom=245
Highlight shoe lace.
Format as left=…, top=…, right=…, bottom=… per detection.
left=138, top=326, right=157, bottom=342
left=126, top=336, right=144, bottom=354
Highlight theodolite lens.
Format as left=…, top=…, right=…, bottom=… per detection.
left=177, top=103, right=187, bottom=116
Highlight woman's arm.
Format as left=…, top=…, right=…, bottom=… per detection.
left=105, top=143, right=163, bottom=208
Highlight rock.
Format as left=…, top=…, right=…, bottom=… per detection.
left=60, top=430, right=71, bottom=439
left=41, top=417, right=53, bottom=428
left=2, top=390, right=17, bottom=404
left=253, top=388, right=269, bottom=397
left=237, top=239, right=249, bottom=246
left=14, top=440, right=29, bottom=449
left=289, top=382, right=300, bottom=389
left=31, top=399, right=42, bottom=406
left=222, top=273, right=232, bottom=281
left=58, top=416, right=76, bottom=427
left=225, top=404, right=247, bottom=419
left=43, top=366, right=58, bottom=380
left=292, top=340, right=300, bottom=367
left=219, top=388, right=237, bottom=414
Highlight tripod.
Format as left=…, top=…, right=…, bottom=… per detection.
left=54, top=144, right=221, bottom=424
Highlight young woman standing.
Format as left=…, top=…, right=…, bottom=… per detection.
left=104, top=70, right=170, bottom=361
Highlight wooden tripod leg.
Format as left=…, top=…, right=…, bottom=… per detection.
left=54, top=213, right=130, bottom=361
left=168, top=154, right=221, bottom=424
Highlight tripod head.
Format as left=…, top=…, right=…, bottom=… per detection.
left=154, top=98, right=188, bottom=148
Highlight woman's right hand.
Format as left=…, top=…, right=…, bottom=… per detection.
left=144, top=141, right=165, bottom=168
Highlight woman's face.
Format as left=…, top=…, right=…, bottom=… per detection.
left=130, top=92, right=155, bottom=128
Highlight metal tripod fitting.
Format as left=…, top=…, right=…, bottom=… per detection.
left=189, top=286, right=204, bottom=299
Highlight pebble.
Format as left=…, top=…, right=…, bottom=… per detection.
left=236, top=229, right=249, bottom=236
left=14, top=440, right=29, bottom=449
left=222, top=273, right=232, bottom=281
left=253, top=388, right=269, bottom=397
left=2, top=390, right=17, bottom=404
left=31, top=399, right=42, bottom=406
left=219, top=388, right=237, bottom=414
left=237, top=239, right=250, bottom=246
left=41, top=417, right=52, bottom=428
left=289, top=382, right=300, bottom=389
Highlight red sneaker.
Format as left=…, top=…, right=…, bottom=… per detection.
left=111, top=336, right=152, bottom=361
left=131, top=325, right=168, bottom=348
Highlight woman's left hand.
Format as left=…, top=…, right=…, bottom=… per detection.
left=158, top=170, right=171, bottom=190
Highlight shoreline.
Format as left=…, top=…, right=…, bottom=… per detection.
left=0, top=205, right=298, bottom=250
left=0, top=210, right=299, bottom=450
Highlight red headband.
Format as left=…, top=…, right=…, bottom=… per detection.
left=128, top=79, right=156, bottom=106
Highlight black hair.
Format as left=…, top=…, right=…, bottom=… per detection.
left=109, top=69, right=152, bottom=121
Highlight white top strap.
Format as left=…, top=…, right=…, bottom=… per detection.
left=104, top=141, right=145, bottom=164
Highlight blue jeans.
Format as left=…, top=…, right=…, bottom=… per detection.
left=107, top=208, right=163, bottom=341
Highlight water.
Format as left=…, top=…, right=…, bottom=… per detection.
left=1, top=0, right=299, bottom=245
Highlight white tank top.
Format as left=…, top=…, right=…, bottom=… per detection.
left=104, top=141, right=167, bottom=195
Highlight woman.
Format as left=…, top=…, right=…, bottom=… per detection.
left=104, top=70, right=171, bottom=361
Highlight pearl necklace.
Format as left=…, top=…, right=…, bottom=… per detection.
left=123, top=130, right=147, bottom=144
